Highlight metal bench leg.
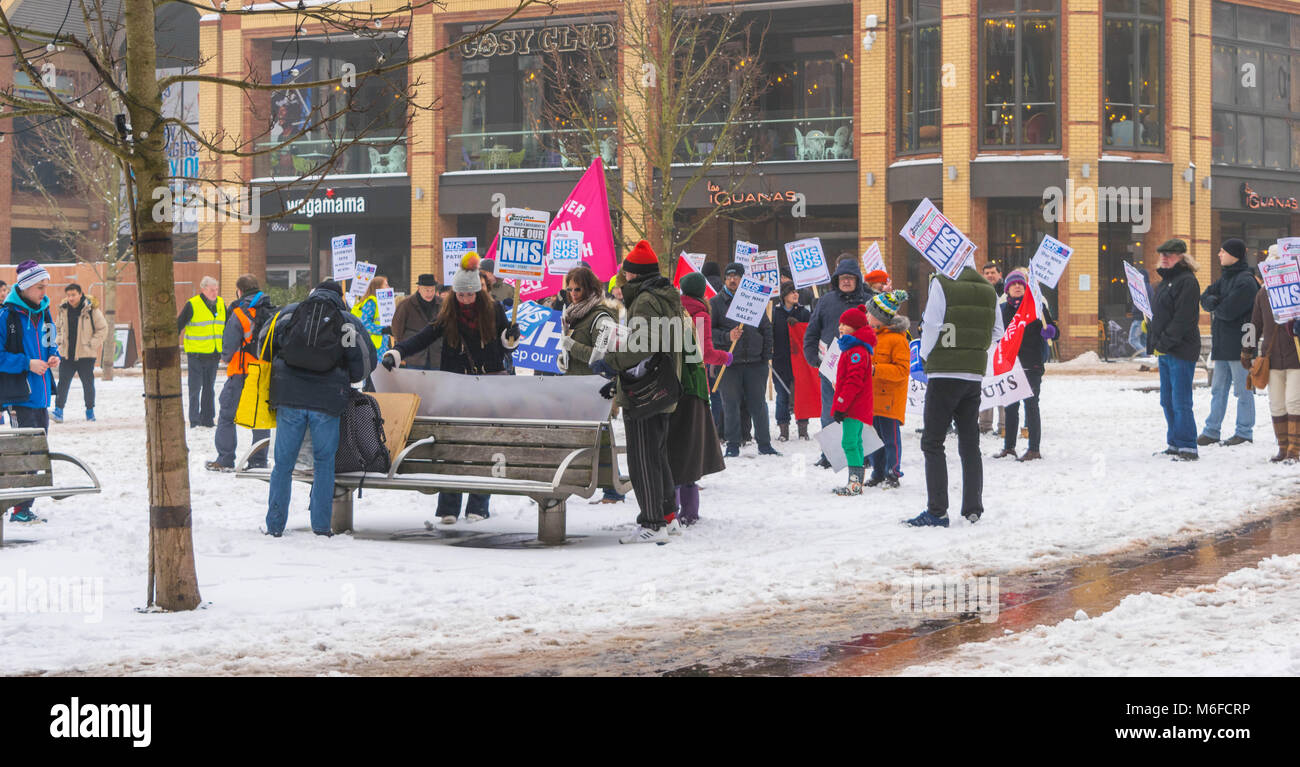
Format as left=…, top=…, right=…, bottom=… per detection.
left=332, top=487, right=354, bottom=534
left=537, top=498, right=566, bottom=545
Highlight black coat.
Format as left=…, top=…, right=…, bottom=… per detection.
left=262, top=288, right=375, bottom=417
left=1000, top=296, right=1057, bottom=371
left=394, top=302, right=516, bottom=375
left=1199, top=259, right=1259, bottom=360
left=1147, top=262, right=1202, bottom=362
left=772, top=302, right=810, bottom=380
left=710, top=289, right=774, bottom=365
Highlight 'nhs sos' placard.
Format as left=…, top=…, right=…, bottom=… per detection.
left=496, top=207, right=550, bottom=280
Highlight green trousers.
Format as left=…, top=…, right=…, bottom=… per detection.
left=842, top=417, right=866, bottom=467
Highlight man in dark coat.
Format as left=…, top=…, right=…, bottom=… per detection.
left=1197, top=238, right=1259, bottom=446
left=390, top=274, right=442, bottom=369
left=803, top=257, right=868, bottom=467
left=711, top=262, right=778, bottom=458
left=1148, top=239, right=1202, bottom=460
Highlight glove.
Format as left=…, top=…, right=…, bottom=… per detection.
left=1241, top=352, right=1255, bottom=371
left=599, top=381, right=616, bottom=400
left=722, top=351, right=734, bottom=366
left=380, top=326, right=393, bottom=335
left=833, top=411, right=845, bottom=423
left=381, top=349, right=401, bottom=371
left=503, top=297, right=514, bottom=308
left=590, top=359, right=616, bottom=379
left=1040, top=325, right=1058, bottom=340
left=787, top=316, right=797, bottom=327
left=505, top=323, right=521, bottom=342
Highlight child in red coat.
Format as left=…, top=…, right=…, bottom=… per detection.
left=831, top=305, right=877, bottom=496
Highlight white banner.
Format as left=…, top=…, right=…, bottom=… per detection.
left=980, top=359, right=1033, bottom=411
left=784, top=237, right=831, bottom=289
left=1259, top=255, right=1300, bottom=324
left=547, top=230, right=585, bottom=276
left=724, top=276, right=774, bottom=327
left=331, top=234, right=357, bottom=281
left=1123, top=261, right=1153, bottom=320
left=899, top=198, right=977, bottom=279
left=861, top=241, right=885, bottom=275
left=442, top=237, right=477, bottom=282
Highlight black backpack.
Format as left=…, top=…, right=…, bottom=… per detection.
left=334, top=389, right=390, bottom=474
left=278, top=294, right=346, bottom=372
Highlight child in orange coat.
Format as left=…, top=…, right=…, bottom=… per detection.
left=864, top=290, right=910, bottom=488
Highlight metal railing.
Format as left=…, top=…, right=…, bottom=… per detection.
left=253, top=135, right=407, bottom=179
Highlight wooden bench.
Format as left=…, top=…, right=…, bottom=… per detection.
left=236, top=416, right=631, bottom=544
left=0, top=428, right=103, bottom=545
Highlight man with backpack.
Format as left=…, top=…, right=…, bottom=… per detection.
left=259, top=279, right=375, bottom=537
left=207, top=274, right=276, bottom=472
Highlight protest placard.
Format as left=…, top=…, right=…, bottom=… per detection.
left=683, top=252, right=707, bottom=271
left=784, top=237, right=831, bottom=289
left=898, top=198, right=977, bottom=279
left=1277, top=238, right=1300, bottom=259
left=861, top=242, right=885, bottom=276
left=814, top=421, right=884, bottom=473
left=980, top=359, right=1033, bottom=411
left=347, top=261, right=378, bottom=304
left=751, top=250, right=780, bottom=289
left=734, top=241, right=759, bottom=269
left=547, top=230, right=584, bottom=276
left=1259, top=255, right=1300, bottom=323
left=1029, top=234, right=1073, bottom=289
left=818, top=338, right=842, bottom=384
left=1123, top=261, right=1153, bottom=319
left=496, top=208, right=550, bottom=280
left=331, top=234, right=356, bottom=281
left=376, top=288, right=396, bottom=327
left=510, top=300, right=565, bottom=374
left=442, top=237, right=476, bottom=282
left=725, top=276, right=774, bottom=327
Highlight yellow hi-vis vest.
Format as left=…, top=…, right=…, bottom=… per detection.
left=183, top=294, right=225, bottom=354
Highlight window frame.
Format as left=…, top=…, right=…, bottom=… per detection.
left=896, top=0, right=942, bottom=155
left=1102, top=0, right=1164, bottom=152
left=978, top=0, right=1062, bottom=150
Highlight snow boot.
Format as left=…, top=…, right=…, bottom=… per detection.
left=865, top=474, right=886, bottom=488
left=677, top=484, right=700, bottom=526
left=724, top=443, right=740, bottom=458
left=814, top=454, right=832, bottom=469
left=9, top=508, right=41, bottom=523
left=991, top=448, right=1016, bottom=459
left=833, top=467, right=864, bottom=496
left=1196, top=434, right=1218, bottom=447
left=1221, top=435, right=1250, bottom=446
left=51, top=408, right=63, bottom=423
left=797, top=420, right=810, bottom=440
left=777, top=422, right=790, bottom=442
left=1174, top=451, right=1199, bottom=461
left=882, top=474, right=901, bottom=489
left=85, top=408, right=95, bottom=422
left=904, top=510, right=949, bottom=528
left=204, top=460, right=234, bottom=473
left=757, top=443, right=781, bottom=456
left=1271, top=416, right=1288, bottom=463
left=619, top=525, right=669, bottom=545
left=1288, top=416, right=1300, bottom=463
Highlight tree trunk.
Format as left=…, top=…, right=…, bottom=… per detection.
left=125, top=0, right=200, bottom=611
left=100, top=267, right=117, bottom=381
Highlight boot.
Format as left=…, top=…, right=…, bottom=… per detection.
left=797, top=420, right=809, bottom=440
left=777, top=422, right=790, bottom=442
left=1288, top=416, right=1300, bottom=463
left=833, top=466, right=864, bottom=496
left=1271, top=416, right=1289, bottom=463
left=677, top=484, right=700, bottom=526
left=991, top=448, right=1016, bottom=459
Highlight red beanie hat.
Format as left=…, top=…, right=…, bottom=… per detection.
left=839, top=304, right=869, bottom=331
left=622, top=240, right=660, bottom=276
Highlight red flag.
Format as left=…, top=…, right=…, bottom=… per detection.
left=993, top=283, right=1039, bottom=375
left=672, top=253, right=717, bottom=299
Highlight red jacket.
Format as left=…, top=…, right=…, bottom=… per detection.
left=681, top=294, right=731, bottom=366
left=832, top=326, right=876, bottom=424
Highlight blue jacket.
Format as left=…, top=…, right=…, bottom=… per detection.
left=0, top=291, right=60, bottom=409
left=803, top=258, right=869, bottom=367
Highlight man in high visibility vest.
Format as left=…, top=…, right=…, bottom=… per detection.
left=177, top=276, right=225, bottom=428
left=207, top=274, right=275, bottom=472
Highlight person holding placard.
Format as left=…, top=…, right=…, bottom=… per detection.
left=1197, top=239, right=1259, bottom=448
left=350, top=275, right=389, bottom=356
left=710, top=263, right=778, bottom=458
left=863, top=290, right=911, bottom=488
left=773, top=283, right=811, bottom=441
left=803, top=258, right=869, bottom=468
left=991, top=270, right=1058, bottom=463
left=829, top=305, right=877, bottom=496
left=1245, top=244, right=1300, bottom=462
left=1147, top=239, right=1202, bottom=461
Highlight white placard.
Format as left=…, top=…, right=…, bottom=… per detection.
left=784, top=237, right=831, bottom=289
left=751, top=250, right=780, bottom=289
left=376, top=288, right=396, bottom=327
left=684, top=252, right=707, bottom=271
left=1277, top=237, right=1300, bottom=259
left=348, top=261, right=377, bottom=303
left=861, top=242, right=885, bottom=275
left=813, top=421, right=885, bottom=473
left=734, top=241, right=759, bottom=268
left=497, top=207, right=550, bottom=280
left=547, top=230, right=585, bottom=276
left=442, top=237, right=477, bottom=282
left=1260, top=255, right=1300, bottom=324
left=898, top=198, right=977, bottom=279
left=331, top=234, right=357, bottom=281
left=818, top=338, right=843, bottom=384
left=724, top=276, right=774, bottom=327
left=980, top=359, right=1033, bottom=411
left=1028, top=234, right=1073, bottom=289
left=1123, top=261, right=1153, bottom=320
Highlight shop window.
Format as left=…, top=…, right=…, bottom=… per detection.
left=981, top=1, right=1059, bottom=148
left=898, top=0, right=941, bottom=154
left=1103, top=1, right=1162, bottom=150
left=1213, top=2, right=1300, bottom=170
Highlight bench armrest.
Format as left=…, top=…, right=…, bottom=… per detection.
left=236, top=438, right=272, bottom=472
left=388, top=436, right=437, bottom=479
left=47, top=452, right=102, bottom=494
left=551, top=447, right=595, bottom=494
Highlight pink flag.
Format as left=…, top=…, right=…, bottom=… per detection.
left=485, top=158, right=618, bottom=302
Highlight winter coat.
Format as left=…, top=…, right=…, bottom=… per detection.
left=1200, top=259, right=1259, bottom=360
left=261, top=287, right=374, bottom=417
left=0, top=291, right=59, bottom=409
left=872, top=318, right=910, bottom=425
left=604, top=274, right=683, bottom=414
left=680, top=294, right=730, bottom=402
left=803, top=258, right=868, bottom=366
left=395, top=301, right=518, bottom=375
left=391, top=293, right=441, bottom=369
left=561, top=299, right=618, bottom=377
left=1147, top=261, right=1201, bottom=362
left=222, top=291, right=276, bottom=376
left=681, top=294, right=732, bottom=367
left=831, top=325, right=877, bottom=424
left=1000, top=295, right=1058, bottom=372
left=709, top=288, right=773, bottom=365
left=1249, top=283, right=1299, bottom=370
left=55, top=295, right=108, bottom=361
left=772, top=302, right=811, bottom=382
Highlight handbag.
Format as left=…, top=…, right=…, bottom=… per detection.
left=235, top=312, right=278, bottom=429
left=619, top=351, right=682, bottom=420
left=1248, top=325, right=1277, bottom=391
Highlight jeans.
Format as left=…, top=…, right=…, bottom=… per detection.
left=720, top=362, right=771, bottom=447
left=437, top=492, right=489, bottom=519
left=1004, top=369, right=1044, bottom=451
left=773, top=371, right=793, bottom=425
left=55, top=357, right=96, bottom=409
left=868, top=415, right=902, bottom=481
left=186, top=352, right=220, bottom=426
left=215, top=374, right=269, bottom=468
left=9, top=407, right=48, bottom=514
left=921, top=378, right=983, bottom=518
left=1201, top=359, right=1255, bottom=440
left=266, top=407, right=340, bottom=535
left=1158, top=355, right=1197, bottom=453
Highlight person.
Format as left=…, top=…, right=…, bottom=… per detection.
left=477, top=257, right=515, bottom=304
left=906, top=262, right=1002, bottom=527
left=1245, top=244, right=1299, bottom=462
left=0, top=261, right=60, bottom=523
left=1148, top=239, right=1202, bottom=461
left=207, top=275, right=275, bottom=472
left=52, top=283, right=107, bottom=423
left=991, top=269, right=1058, bottom=462
left=978, top=264, right=1007, bottom=437
left=863, top=269, right=889, bottom=296
left=829, top=305, right=876, bottom=496
left=772, top=282, right=810, bottom=441
left=589, top=240, right=683, bottom=545
left=350, top=275, right=389, bottom=356
left=0, top=281, right=9, bottom=302
left=177, top=276, right=225, bottom=428
left=382, top=254, right=521, bottom=523
left=803, top=257, right=868, bottom=468
left=1198, top=238, right=1259, bottom=447
left=672, top=271, right=730, bottom=524
left=863, top=289, right=910, bottom=488
left=261, top=280, right=375, bottom=537
left=390, top=274, right=442, bottom=370
left=700, top=261, right=723, bottom=296
left=558, top=266, right=626, bottom=504
left=981, top=262, right=1005, bottom=297
left=710, top=261, right=778, bottom=458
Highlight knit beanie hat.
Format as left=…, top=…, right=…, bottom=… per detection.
left=1221, top=238, right=1247, bottom=262
left=863, top=269, right=889, bottom=285
left=680, top=271, right=707, bottom=299
left=838, top=304, right=869, bottom=331
left=1003, top=269, right=1029, bottom=292
left=622, top=240, right=660, bottom=276
left=867, top=289, right=908, bottom=322
left=15, top=260, right=50, bottom=291
left=700, top=261, right=721, bottom=278
left=724, top=261, right=745, bottom=277
left=452, top=253, right=484, bottom=294
left=478, top=257, right=496, bottom=273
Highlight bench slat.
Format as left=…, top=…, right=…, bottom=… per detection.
left=413, top=443, right=589, bottom=467
left=0, top=472, right=57, bottom=488
left=0, top=435, right=50, bottom=455
left=409, top=422, right=597, bottom=449
left=394, top=460, right=591, bottom=485
left=0, top=454, right=54, bottom=473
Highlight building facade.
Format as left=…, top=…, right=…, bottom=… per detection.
left=196, top=0, right=1300, bottom=359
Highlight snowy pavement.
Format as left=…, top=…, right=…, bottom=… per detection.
left=0, top=360, right=1296, bottom=675
left=898, top=554, right=1300, bottom=676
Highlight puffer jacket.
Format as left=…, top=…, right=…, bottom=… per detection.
left=804, top=258, right=868, bottom=366
left=604, top=274, right=683, bottom=413
left=1200, top=259, right=1259, bottom=360
left=0, top=291, right=60, bottom=409
left=709, top=287, right=774, bottom=365
left=260, top=287, right=375, bottom=417
left=872, top=317, right=910, bottom=424
left=55, top=295, right=108, bottom=361
left=831, top=325, right=877, bottom=424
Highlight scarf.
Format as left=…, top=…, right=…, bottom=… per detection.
left=562, top=293, right=604, bottom=332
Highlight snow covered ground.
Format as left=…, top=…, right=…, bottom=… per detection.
left=0, top=361, right=1296, bottom=675
left=899, top=555, right=1300, bottom=676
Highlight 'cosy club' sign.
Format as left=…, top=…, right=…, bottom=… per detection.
left=1242, top=182, right=1299, bottom=211
left=461, top=23, right=616, bottom=59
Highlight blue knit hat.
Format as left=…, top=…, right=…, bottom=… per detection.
left=867, top=289, right=908, bottom=322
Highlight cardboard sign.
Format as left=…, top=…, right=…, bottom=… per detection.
left=899, top=198, right=977, bottom=279
left=547, top=230, right=585, bottom=276
left=442, top=237, right=477, bottom=283
left=1123, top=261, right=1153, bottom=320
left=906, top=377, right=927, bottom=413
left=814, top=420, right=885, bottom=473
left=510, top=300, right=566, bottom=374
left=980, top=358, right=1033, bottom=411
left=496, top=207, right=550, bottom=280
left=861, top=242, right=885, bottom=276
left=724, top=276, right=774, bottom=327
left=1029, top=235, right=1073, bottom=290
left=331, top=234, right=357, bottom=280
left=784, top=237, right=831, bottom=289
left=734, top=241, right=759, bottom=269
left=1259, top=255, right=1300, bottom=323
left=818, top=338, right=843, bottom=384
left=751, top=250, right=780, bottom=289
left=348, top=261, right=377, bottom=303
left=376, top=288, right=396, bottom=327
left=683, top=252, right=707, bottom=271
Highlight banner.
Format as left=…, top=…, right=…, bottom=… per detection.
left=861, top=241, right=885, bottom=276
left=1028, top=234, right=1073, bottom=289
left=496, top=208, right=550, bottom=280
left=376, top=288, right=396, bottom=327
left=347, top=261, right=377, bottom=303
left=899, top=198, right=977, bottom=279
left=751, top=250, right=780, bottom=289
left=724, top=276, right=773, bottom=327
left=906, top=377, right=926, bottom=414
left=992, top=282, right=1039, bottom=376
left=672, top=253, right=718, bottom=299
left=683, top=252, right=707, bottom=271
left=1123, top=261, right=1153, bottom=319
left=510, top=300, right=565, bottom=374
left=331, top=234, right=356, bottom=280
left=909, top=338, right=927, bottom=383
left=1259, top=255, right=1300, bottom=323
left=1277, top=238, right=1300, bottom=259
left=980, top=359, right=1033, bottom=411
left=784, top=237, right=831, bottom=289
left=442, top=237, right=476, bottom=283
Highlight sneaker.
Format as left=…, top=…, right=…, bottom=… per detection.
left=1155, top=446, right=1178, bottom=456
left=438, top=515, right=457, bottom=525
left=465, top=513, right=487, bottom=523
left=756, top=443, right=781, bottom=456
left=666, top=518, right=682, bottom=536
left=882, top=475, right=901, bottom=489
left=1221, top=435, right=1251, bottom=447
left=85, top=408, right=95, bottom=422
left=1196, top=434, right=1218, bottom=447
left=724, top=444, right=740, bottom=458
left=312, top=529, right=334, bottom=537
left=865, top=476, right=885, bottom=488
left=204, top=460, right=234, bottom=473
left=904, top=510, right=949, bottom=528
left=9, top=508, right=41, bottom=523
left=51, top=408, right=63, bottom=423
left=619, top=526, right=670, bottom=545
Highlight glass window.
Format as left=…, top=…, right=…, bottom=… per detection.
left=1236, top=48, right=1261, bottom=108
left=898, top=1, right=941, bottom=153
left=1265, top=52, right=1290, bottom=112
left=1213, top=7, right=1300, bottom=169
left=1103, top=2, right=1163, bottom=150
left=1264, top=117, right=1289, bottom=169
left=1292, top=121, right=1300, bottom=169
left=980, top=1, right=1060, bottom=148
left=1237, top=113, right=1262, bottom=166
left=1213, top=1, right=1234, bottom=38
left=1212, top=111, right=1236, bottom=164
left=1212, top=44, right=1234, bottom=106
